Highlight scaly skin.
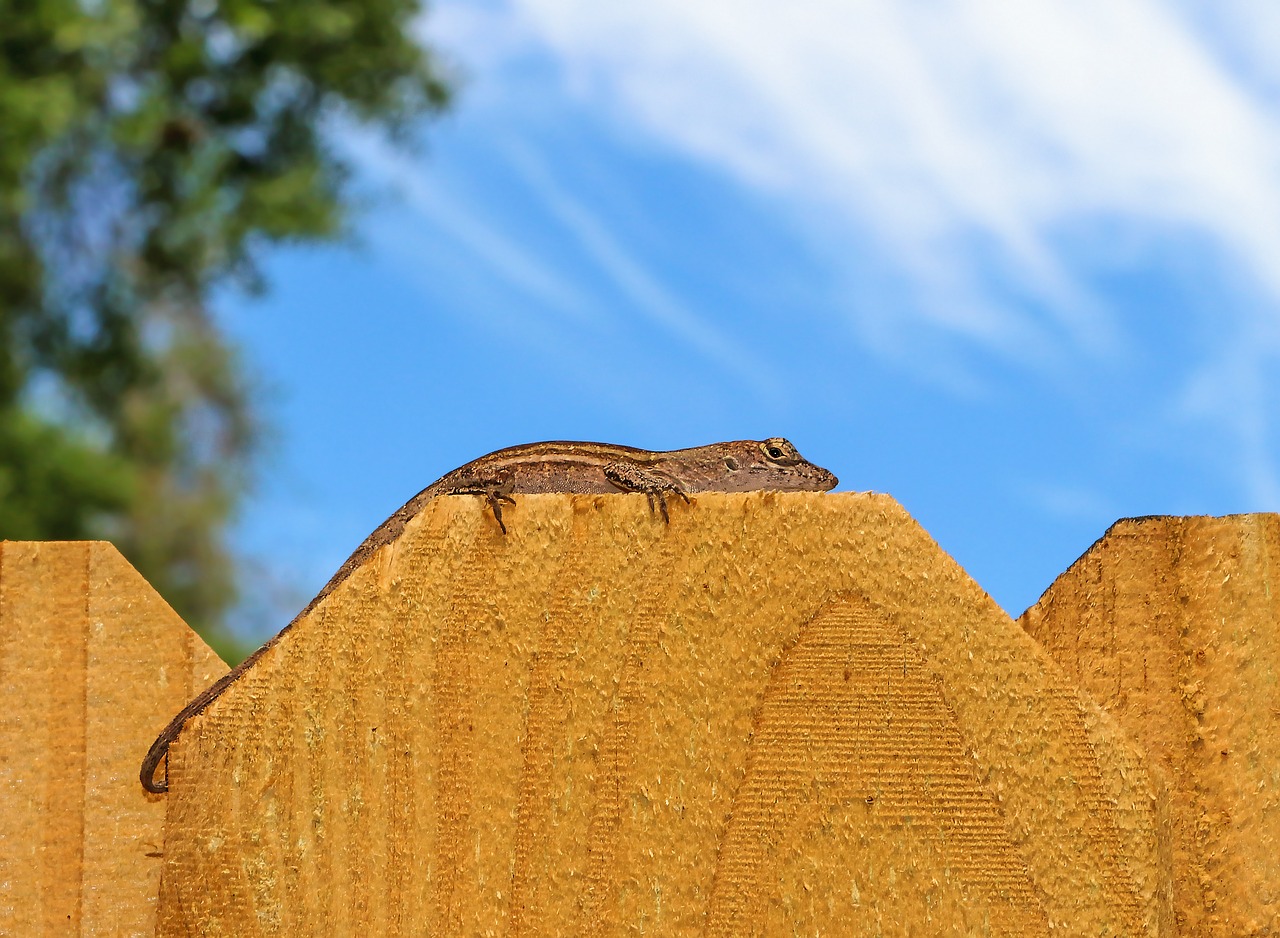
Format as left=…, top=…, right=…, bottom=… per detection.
left=140, top=437, right=837, bottom=793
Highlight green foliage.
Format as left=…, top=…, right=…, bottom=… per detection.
left=0, top=0, right=451, bottom=658
left=0, top=407, right=135, bottom=537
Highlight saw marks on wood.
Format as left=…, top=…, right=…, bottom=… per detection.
left=508, top=523, right=587, bottom=938
left=1021, top=513, right=1280, bottom=938
left=421, top=521, right=491, bottom=938
left=707, top=597, right=1047, bottom=937
left=157, top=493, right=1170, bottom=937
left=579, top=533, right=677, bottom=935
left=0, top=541, right=227, bottom=938
left=0, top=541, right=88, bottom=936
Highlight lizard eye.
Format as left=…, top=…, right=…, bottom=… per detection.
left=761, top=438, right=799, bottom=465
left=724, top=456, right=740, bottom=471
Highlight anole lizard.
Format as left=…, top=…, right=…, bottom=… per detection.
left=140, top=437, right=837, bottom=793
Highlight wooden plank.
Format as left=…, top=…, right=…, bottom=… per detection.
left=0, top=541, right=228, bottom=937
left=158, top=493, right=1172, bottom=937
left=1022, top=514, right=1280, bottom=937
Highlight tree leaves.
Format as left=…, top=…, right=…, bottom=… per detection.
left=0, top=0, right=451, bottom=655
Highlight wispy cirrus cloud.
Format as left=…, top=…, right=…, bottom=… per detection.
left=502, top=146, right=777, bottom=391
left=505, top=1, right=1280, bottom=331
left=346, top=132, right=591, bottom=324
left=414, top=0, right=1280, bottom=503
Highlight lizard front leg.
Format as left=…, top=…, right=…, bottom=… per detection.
left=445, top=477, right=517, bottom=532
left=603, top=462, right=690, bottom=522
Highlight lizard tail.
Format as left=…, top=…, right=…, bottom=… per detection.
left=139, top=634, right=281, bottom=793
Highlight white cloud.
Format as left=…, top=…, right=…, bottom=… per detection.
left=420, top=0, right=1280, bottom=502
left=507, top=1, right=1280, bottom=329
left=503, top=146, right=777, bottom=391
left=345, top=132, right=592, bottom=324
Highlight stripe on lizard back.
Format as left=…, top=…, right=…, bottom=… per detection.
left=140, top=437, right=837, bottom=793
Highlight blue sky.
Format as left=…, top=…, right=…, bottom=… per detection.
left=217, top=0, right=1280, bottom=638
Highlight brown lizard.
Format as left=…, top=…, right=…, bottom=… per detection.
left=140, top=437, right=837, bottom=793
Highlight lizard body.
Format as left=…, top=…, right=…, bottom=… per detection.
left=140, top=437, right=836, bottom=793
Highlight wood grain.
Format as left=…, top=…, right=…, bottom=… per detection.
left=156, top=493, right=1172, bottom=937
left=1022, top=514, right=1280, bottom=938
left=0, top=541, right=227, bottom=937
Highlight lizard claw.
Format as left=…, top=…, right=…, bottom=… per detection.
left=651, top=487, right=691, bottom=522
left=604, top=462, right=689, bottom=523
left=447, top=477, right=516, bottom=533
left=484, top=482, right=516, bottom=533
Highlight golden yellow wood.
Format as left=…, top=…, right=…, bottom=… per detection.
left=1022, top=514, right=1280, bottom=938
left=158, top=493, right=1172, bottom=937
left=0, top=541, right=227, bottom=937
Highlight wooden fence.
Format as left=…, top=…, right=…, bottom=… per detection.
left=1022, top=514, right=1280, bottom=937
left=1, top=494, right=1276, bottom=936
left=0, top=540, right=227, bottom=937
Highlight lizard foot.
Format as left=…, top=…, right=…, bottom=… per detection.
left=603, top=462, right=690, bottom=523
left=448, top=478, right=516, bottom=533
left=486, top=486, right=517, bottom=533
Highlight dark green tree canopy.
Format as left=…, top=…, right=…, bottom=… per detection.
left=0, top=0, right=450, bottom=658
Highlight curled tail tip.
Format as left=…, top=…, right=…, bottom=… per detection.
left=140, top=768, right=169, bottom=794
left=140, top=740, right=171, bottom=794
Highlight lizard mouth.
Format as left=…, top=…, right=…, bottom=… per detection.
left=770, top=466, right=838, bottom=491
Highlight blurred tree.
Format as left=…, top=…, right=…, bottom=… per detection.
left=0, top=0, right=450, bottom=661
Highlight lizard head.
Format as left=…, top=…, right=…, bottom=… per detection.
left=711, top=438, right=838, bottom=492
